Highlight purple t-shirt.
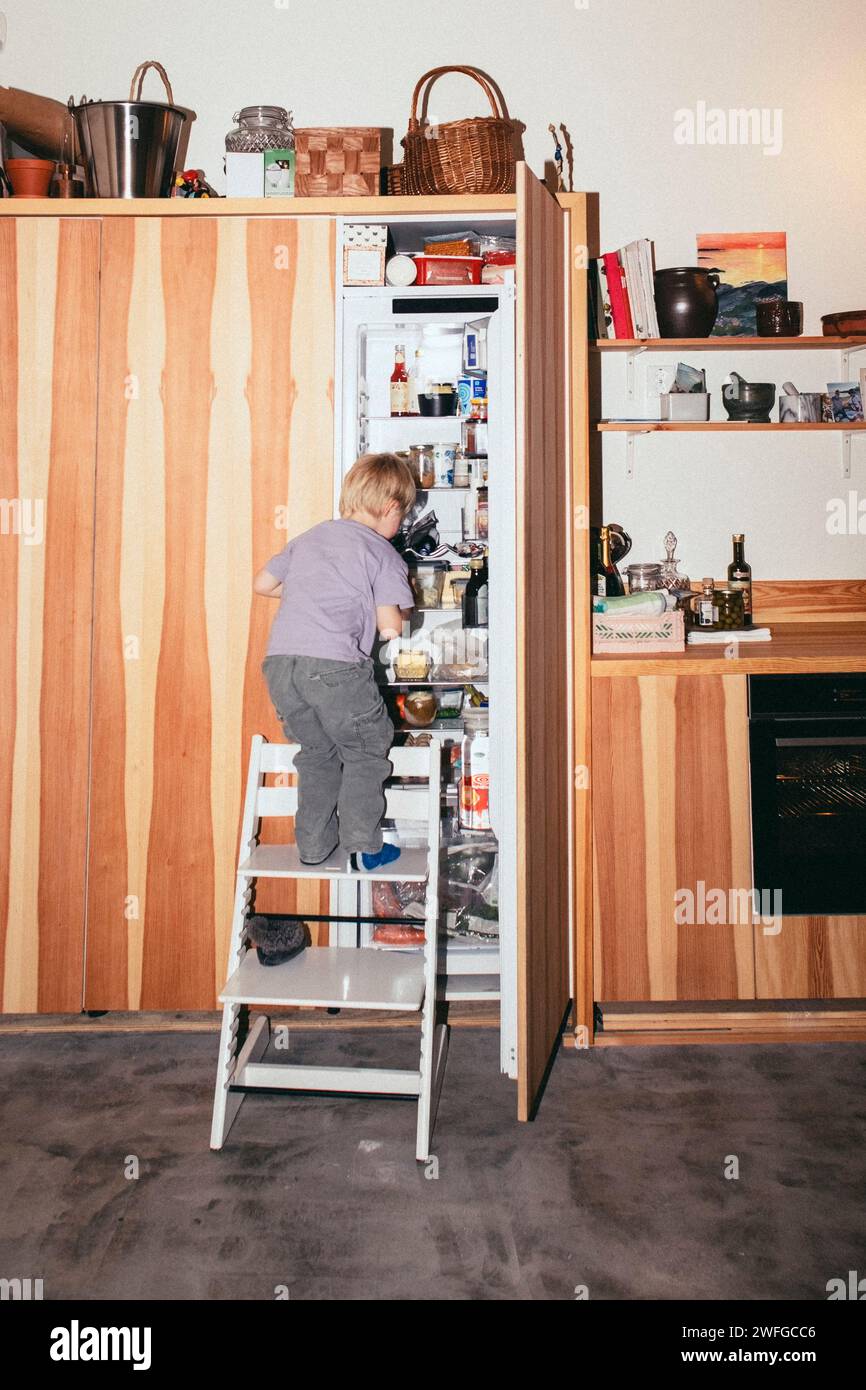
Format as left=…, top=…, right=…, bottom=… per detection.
left=264, top=519, right=413, bottom=662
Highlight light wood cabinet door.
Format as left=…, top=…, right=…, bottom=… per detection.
left=0, top=218, right=100, bottom=1011
left=85, top=216, right=335, bottom=1010
left=592, top=674, right=756, bottom=1001
left=755, top=919, right=866, bottom=999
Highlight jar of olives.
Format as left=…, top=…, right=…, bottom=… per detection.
left=688, top=578, right=745, bottom=630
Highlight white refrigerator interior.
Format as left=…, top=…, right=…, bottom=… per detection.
left=332, top=236, right=519, bottom=1078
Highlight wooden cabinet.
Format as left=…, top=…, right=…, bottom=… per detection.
left=86, top=215, right=335, bottom=1010
left=1, top=186, right=583, bottom=1105
left=590, top=669, right=866, bottom=1014
left=591, top=673, right=755, bottom=1001
left=0, top=212, right=335, bottom=1012
left=755, top=918, right=866, bottom=999
left=0, top=218, right=100, bottom=1011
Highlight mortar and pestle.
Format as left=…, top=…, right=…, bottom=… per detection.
left=721, top=371, right=776, bottom=423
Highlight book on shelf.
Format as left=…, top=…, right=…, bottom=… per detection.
left=594, top=257, right=615, bottom=338
left=592, top=238, right=658, bottom=340
left=602, top=251, right=633, bottom=338
left=621, top=240, right=651, bottom=339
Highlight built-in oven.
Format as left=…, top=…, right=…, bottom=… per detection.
left=749, top=674, right=866, bottom=916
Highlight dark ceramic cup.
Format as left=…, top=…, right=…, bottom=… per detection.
left=756, top=298, right=804, bottom=336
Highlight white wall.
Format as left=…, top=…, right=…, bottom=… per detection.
left=4, top=0, right=865, bottom=577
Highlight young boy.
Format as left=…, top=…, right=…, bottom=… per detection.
left=255, top=452, right=417, bottom=870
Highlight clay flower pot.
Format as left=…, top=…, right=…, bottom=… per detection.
left=6, top=158, right=56, bottom=197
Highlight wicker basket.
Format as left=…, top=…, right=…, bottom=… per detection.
left=294, top=127, right=381, bottom=197
left=386, top=162, right=404, bottom=196
left=401, top=66, right=515, bottom=196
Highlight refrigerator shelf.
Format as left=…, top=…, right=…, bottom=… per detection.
left=361, top=414, right=462, bottom=423
left=383, top=679, right=489, bottom=688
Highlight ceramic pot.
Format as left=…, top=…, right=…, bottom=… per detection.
left=6, top=158, right=56, bottom=197
left=654, top=266, right=720, bottom=337
left=756, top=298, right=804, bottom=336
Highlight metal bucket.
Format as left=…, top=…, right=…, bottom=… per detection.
left=71, top=65, right=194, bottom=198
left=72, top=98, right=194, bottom=198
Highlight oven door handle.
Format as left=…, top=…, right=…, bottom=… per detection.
left=775, top=735, right=866, bottom=747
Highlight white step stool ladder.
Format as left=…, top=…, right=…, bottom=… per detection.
left=210, top=735, right=449, bottom=1161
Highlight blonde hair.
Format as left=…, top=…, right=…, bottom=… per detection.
left=339, top=452, right=417, bottom=519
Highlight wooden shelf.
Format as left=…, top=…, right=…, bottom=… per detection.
left=597, top=420, right=866, bottom=432
left=592, top=336, right=866, bottom=351
left=590, top=621, right=866, bottom=677
left=0, top=193, right=520, bottom=218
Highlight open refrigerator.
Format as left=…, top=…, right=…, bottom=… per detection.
left=332, top=231, right=520, bottom=1078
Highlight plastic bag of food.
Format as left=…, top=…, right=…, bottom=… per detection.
left=397, top=509, right=439, bottom=556
left=440, top=839, right=500, bottom=938
left=372, top=879, right=426, bottom=921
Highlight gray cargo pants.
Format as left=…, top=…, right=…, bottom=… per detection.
left=262, top=654, right=394, bottom=861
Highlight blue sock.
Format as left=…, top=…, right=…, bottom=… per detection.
left=360, top=844, right=401, bottom=870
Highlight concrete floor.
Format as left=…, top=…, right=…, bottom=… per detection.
left=0, top=1023, right=863, bottom=1300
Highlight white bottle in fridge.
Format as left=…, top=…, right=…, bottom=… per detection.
left=459, top=708, right=491, bottom=832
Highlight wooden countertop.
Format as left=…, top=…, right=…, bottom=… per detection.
left=590, top=621, right=866, bottom=677
left=0, top=193, right=584, bottom=218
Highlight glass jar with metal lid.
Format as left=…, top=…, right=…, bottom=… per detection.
left=688, top=579, right=745, bottom=630
left=225, top=106, right=294, bottom=152
left=626, top=562, right=664, bottom=593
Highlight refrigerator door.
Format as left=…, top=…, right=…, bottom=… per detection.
left=514, top=165, right=572, bottom=1120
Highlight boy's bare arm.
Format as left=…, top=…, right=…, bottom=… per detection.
left=377, top=603, right=413, bottom=640
left=253, top=566, right=283, bottom=597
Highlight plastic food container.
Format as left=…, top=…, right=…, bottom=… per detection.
left=413, top=255, right=483, bottom=286
left=394, top=649, right=432, bottom=680
left=409, top=562, right=446, bottom=609
left=441, top=567, right=471, bottom=609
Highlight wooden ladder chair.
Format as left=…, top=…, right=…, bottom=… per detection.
left=210, top=735, right=448, bottom=1162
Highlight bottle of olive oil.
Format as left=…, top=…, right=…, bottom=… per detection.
left=727, top=533, right=752, bottom=627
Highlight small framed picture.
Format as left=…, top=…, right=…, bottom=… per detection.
left=826, top=381, right=864, bottom=423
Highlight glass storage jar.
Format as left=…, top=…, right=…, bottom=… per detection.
left=626, top=563, right=664, bottom=593
left=413, top=444, right=435, bottom=489
left=225, top=106, right=295, bottom=153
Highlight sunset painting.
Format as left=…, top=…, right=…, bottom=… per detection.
left=697, top=232, right=788, bottom=335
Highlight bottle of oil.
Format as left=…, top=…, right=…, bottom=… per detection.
left=727, top=533, right=752, bottom=627
left=462, top=555, right=489, bottom=628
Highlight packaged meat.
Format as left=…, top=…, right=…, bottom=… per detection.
left=372, top=878, right=426, bottom=920
left=372, top=923, right=426, bottom=946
